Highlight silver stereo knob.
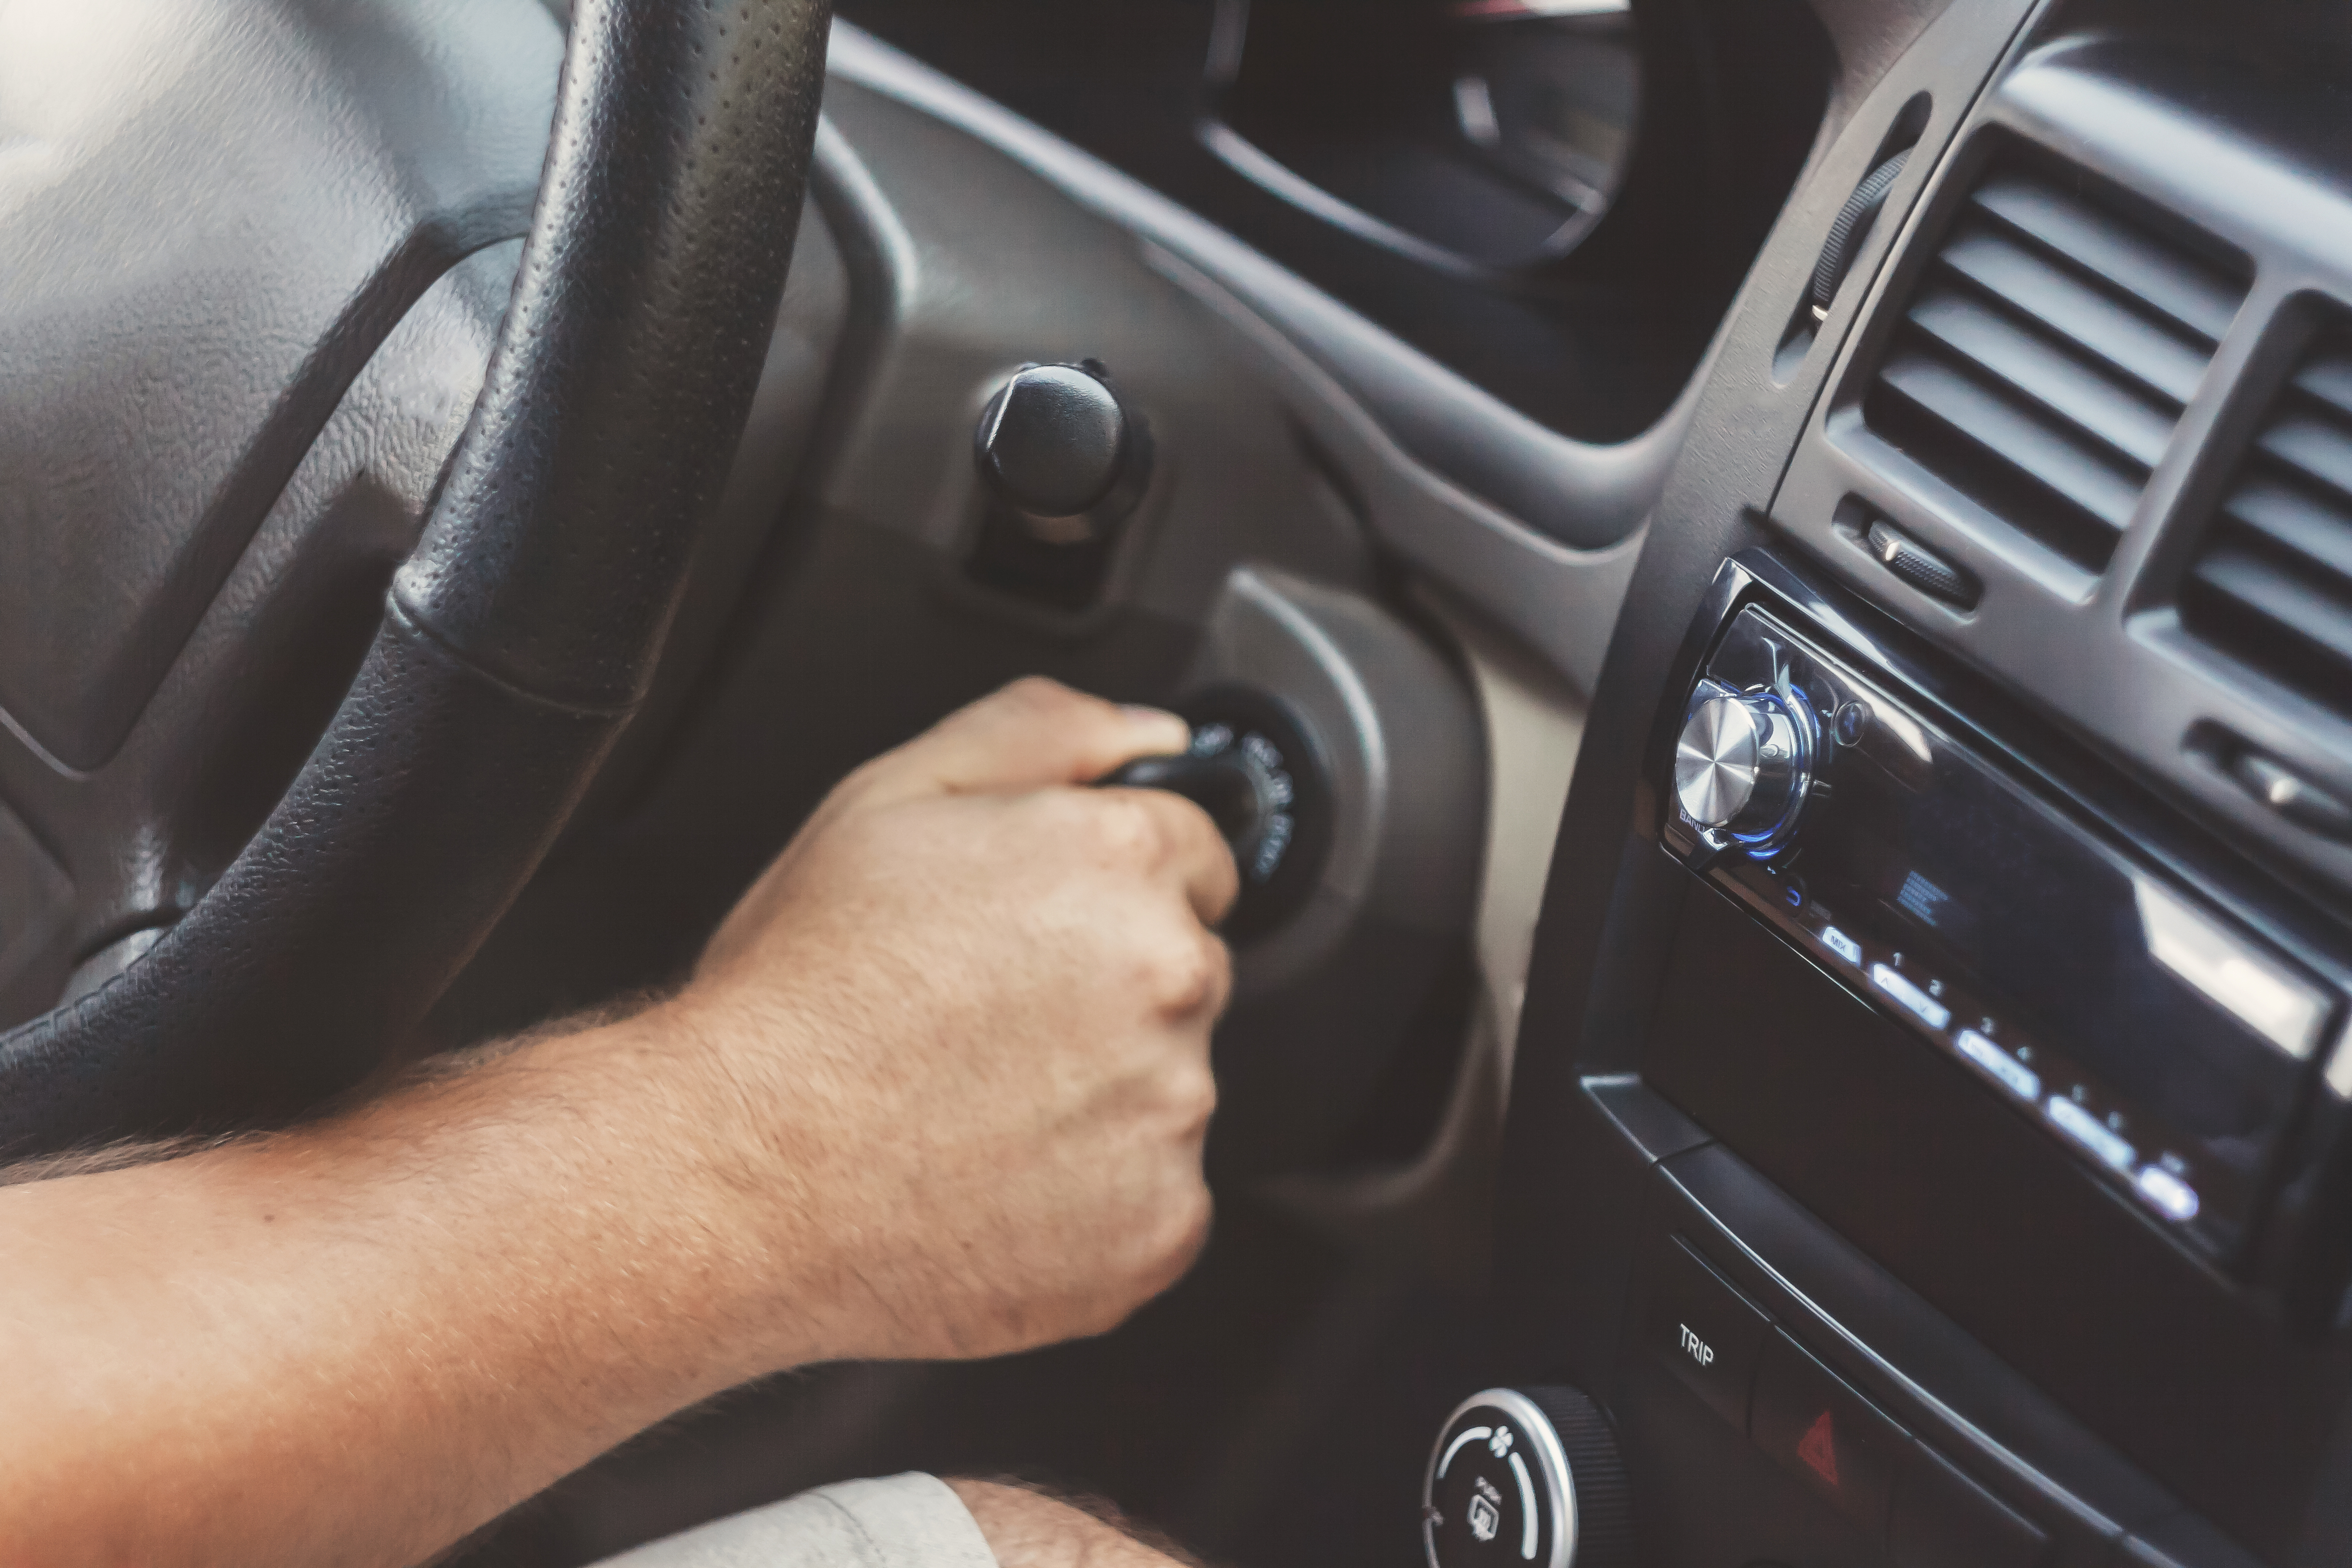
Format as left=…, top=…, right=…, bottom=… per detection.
left=1673, top=681, right=1813, bottom=845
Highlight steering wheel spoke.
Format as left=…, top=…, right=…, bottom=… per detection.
left=0, top=0, right=834, bottom=1156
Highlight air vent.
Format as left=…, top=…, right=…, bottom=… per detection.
left=2180, top=324, right=2352, bottom=717
left=1863, top=159, right=2247, bottom=573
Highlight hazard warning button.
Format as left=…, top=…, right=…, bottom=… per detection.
left=1751, top=1329, right=1907, bottom=1534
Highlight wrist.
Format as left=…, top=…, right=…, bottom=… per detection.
left=566, top=992, right=859, bottom=1380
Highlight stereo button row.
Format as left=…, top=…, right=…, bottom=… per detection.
left=1872, top=963, right=1953, bottom=1032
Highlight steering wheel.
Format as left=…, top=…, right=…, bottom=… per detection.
left=0, top=0, right=834, bottom=1158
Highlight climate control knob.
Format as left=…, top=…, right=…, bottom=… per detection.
left=1425, top=1387, right=1631, bottom=1568
left=1673, top=680, right=1813, bottom=845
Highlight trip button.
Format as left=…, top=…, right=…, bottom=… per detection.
left=1637, top=1235, right=1772, bottom=1430
left=1892, top=1443, right=2050, bottom=1568
left=1752, top=1329, right=1908, bottom=1534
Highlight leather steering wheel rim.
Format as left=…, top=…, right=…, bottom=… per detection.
left=0, top=0, right=835, bottom=1159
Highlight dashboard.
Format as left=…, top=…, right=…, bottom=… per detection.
left=739, top=2, right=2352, bottom=1565
left=832, top=1, right=2352, bottom=1564
left=837, top=0, right=1830, bottom=458
left=10, top=0, right=2344, bottom=1563
left=1492, top=4, right=2352, bottom=1568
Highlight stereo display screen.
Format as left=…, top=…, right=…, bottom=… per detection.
left=1671, top=607, right=2342, bottom=1258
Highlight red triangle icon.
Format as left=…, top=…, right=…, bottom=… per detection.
left=1797, top=1409, right=1841, bottom=1487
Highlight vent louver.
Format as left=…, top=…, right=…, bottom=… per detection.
left=2181, top=326, right=2352, bottom=717
left=1863, top=160, right=2247, bottom=573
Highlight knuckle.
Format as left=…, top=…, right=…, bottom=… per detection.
left=999, top=675, right=1080, bottom=717
left=833, top=752, right=897, bottom=801
left=1199, top=931, right=1234, bottom=1014
left=1083, top=791, right=1164, bottom=864
left=1173, top=1059, right=1219, bottom=1128
left=1206, top=833, right=1243, bottom=909
left=1158, top=1183, right=1214, bottom=1274
left=1019, top=788, right=1115, bottom=859
left=1150, top=928, right=1227, bottom=1016
left=1169, top=807, right=1240, bottom=905
left=1001, top=674, right=1061, bottom=701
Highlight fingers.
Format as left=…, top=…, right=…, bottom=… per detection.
left=1085, top=785, right=1242, bottom=935
left=853, top=679, right=1192, bottom=807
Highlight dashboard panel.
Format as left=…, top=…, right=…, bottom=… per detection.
left=1506, top=4, right=2352, bottom=1568
left=1205, top=0, right=1643, bottom=273
left=492, top=2, right=2352, bottom=1563
left=835, top=0, right=1831, bottom=457
left=1776, top=25, right=2352, bottom=909
left=401, top=2, right=2352, bottom=1564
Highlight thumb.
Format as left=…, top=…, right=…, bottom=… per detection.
left=856, top=678, right=1192, bottom=805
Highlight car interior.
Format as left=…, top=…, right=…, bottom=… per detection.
left=3, top=0, right=2351, bottom=1566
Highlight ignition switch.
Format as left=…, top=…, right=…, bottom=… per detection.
left=1103, top=686, right=1328, bottom=942
left=1145, top=565, right=1485, bottom=1176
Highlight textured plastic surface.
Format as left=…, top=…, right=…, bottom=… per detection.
left=0, top=0, right=560, bottom=774
left=1773, top=35, right=2352, bottom=899
left=0, top=0, right=833, bottom=1154
left=1813, top=151, right=1915, bottom=314
left=1867, top=521, right=1981, bottom=607
left=1533, top=1387, right=1635, bottom=1568
left=1188, top=568, right=1486, bottom=1171
left=838, top=0, right=1834, bottom=466
left=2180, top=316, right=2352, bottom=721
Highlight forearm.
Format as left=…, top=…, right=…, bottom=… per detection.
left=0, top=680, right=1227, bottom=1567
left=0, top=1005, right=813, bottom=1567
left=950, top=1480, right=1209, bottom=1568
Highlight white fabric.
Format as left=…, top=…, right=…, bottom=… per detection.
left=594, top=1472, right=999, bottom=1568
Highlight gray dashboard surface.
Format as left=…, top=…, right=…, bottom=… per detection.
left=823, top=0, right=1995, bottom=695
left=825, top=23, right=1694, bottom=555
left=0, top=0, right=560, bottom=774
left=1775, top=31, right=2352, bottom=902
left=826, top=21, right=1657, bottom=693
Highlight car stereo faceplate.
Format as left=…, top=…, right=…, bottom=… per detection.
left=1662, top=595, right=2346, bottom=1263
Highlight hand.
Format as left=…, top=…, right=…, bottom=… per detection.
left=0, top=680, right=1234, bottom=1568
left=677, top=678, right=1239, bottom=1364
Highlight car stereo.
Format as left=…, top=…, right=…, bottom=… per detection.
left=1659, top=575, right=2352, bottom=1270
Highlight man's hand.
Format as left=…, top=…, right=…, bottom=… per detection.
left=678, top=677, right=1238, bottom=1361
left=0, top=678, right=1235, bottom=1568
